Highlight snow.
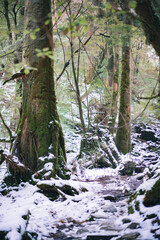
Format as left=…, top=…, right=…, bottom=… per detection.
left=0, top=99, right=160, bottom=239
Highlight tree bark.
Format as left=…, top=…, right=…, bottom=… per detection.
left=4, top=0, right=12, bottom=41
left=12, top=0, right=67, bottom=179
left=115, top=0, right=131, bottom=154
left=135, top=0, right=160, bottom=57
left=109, top=44, right=119, bottom=134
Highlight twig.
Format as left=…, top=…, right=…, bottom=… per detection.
left=0, top=112, right=14, bottom=149
left=56, top=33, right=95, bottom=82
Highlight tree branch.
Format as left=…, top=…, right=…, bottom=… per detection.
left=56, top=33, right=95, bottom=82
left=0, top=112, right=14, bottom=145
left=137, top=93, right=160, bottom=100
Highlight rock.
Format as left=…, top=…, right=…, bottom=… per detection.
left=134, top=123, right=159, bottom=143
left=134, top=124, right=144, bottom=134
left=86, top=235, right=118, bottom=240
left=145, top=213, right=157, bottom=219
left=143, top=177, right=160, bottom=207
left=141, top=129, right=158, bottom=142
left=102, top=205, right=117, bottom=213
left=127, top=222, right=141, bottom=229
left=117, top=232, right=140, bottom=240
left=135, top=165, right=145, bottom=174
left=104, top=195, right=116, bottom=201
left=76, top=228, right=89, bottom=234
left=37, top=180, right=79, bottom=201
left=92, top=213, right=108, bottom=219
left=100, top=222, right=120, bottom=231
left=0, top=231, right=8, bottom=239
left=119, top=161, right=136, bottom=176
left=136, top=174, right=144, bottom=180
left=122, top=218, right=131, bottom=224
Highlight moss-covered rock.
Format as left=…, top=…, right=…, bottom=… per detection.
left=143, top=178, right=160, bottom=207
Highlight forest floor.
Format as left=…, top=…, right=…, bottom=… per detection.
left=0, top=119, right=160, bottom=240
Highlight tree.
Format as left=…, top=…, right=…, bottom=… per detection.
left=115, top=0, right=131, bottom=153
left=135, top=0, right=160, bottom=115
left=108, top=42, right=119, bottom=134
left=3, top=0, right=12, bottom=41
left=135, top=0, right=160, bottom=57
left=11, top=0, right=67, bottom=180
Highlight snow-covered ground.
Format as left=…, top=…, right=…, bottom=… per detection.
left=0, top=123, right=160, bottom=240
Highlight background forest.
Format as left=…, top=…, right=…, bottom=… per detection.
left=0, top=0, right=160, bottom=240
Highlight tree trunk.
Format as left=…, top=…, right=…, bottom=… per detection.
left=109, top=44, right=119, bottom=134
left=135, top=0, right=160, bottom=57
left=12, top=0, right=67, bottom=179
left=4, top=0, right=12, bottom=42
left=115, top=0, right=131, bottom=154
left=106, top=40, right=114, bottom=88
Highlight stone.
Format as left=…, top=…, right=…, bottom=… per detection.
left=102, top=205, right=117, bottom=213
left=141, top=129, right=158, bottom=142
left=104, top=195, right=116, bottom=201
left=76, top=228, right=89, bottom=234
left=145, top=213, right=157, bottom=219
left=116, top=232, right=140, bottom=240
left=86, top=235, right=118, bottom=240
left=122, top=218, right=131, bottom=224
left=127, top=222, right=141, bottom=229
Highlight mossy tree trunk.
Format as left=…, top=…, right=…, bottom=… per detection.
left=12, top=0, right=67, bottom=179
left=115, top=0, right=131, bottom=154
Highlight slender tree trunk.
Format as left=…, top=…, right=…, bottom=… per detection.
left=4, top=0, right=12, bottom=42
left=115, top=0, right=131, bottom=154
left=69, top=6, right=86, bottom=133
left=12, top=0, right=67, bottom=179
left=109, top=44, right=119, bottom=134
left=106, top=41, right=114, bottom=88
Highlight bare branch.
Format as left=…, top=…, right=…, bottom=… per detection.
left=0, top=112, right=14, bottom=144
left=56, top=33, right=95, bottom=82
left=137, top=93, right=160, bottom=100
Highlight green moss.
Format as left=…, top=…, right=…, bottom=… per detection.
left=135, top=200, right=140, bottom=211
left=143, top=178, right=160, bottom=207
left=128, top=205, right=134, bottom=214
